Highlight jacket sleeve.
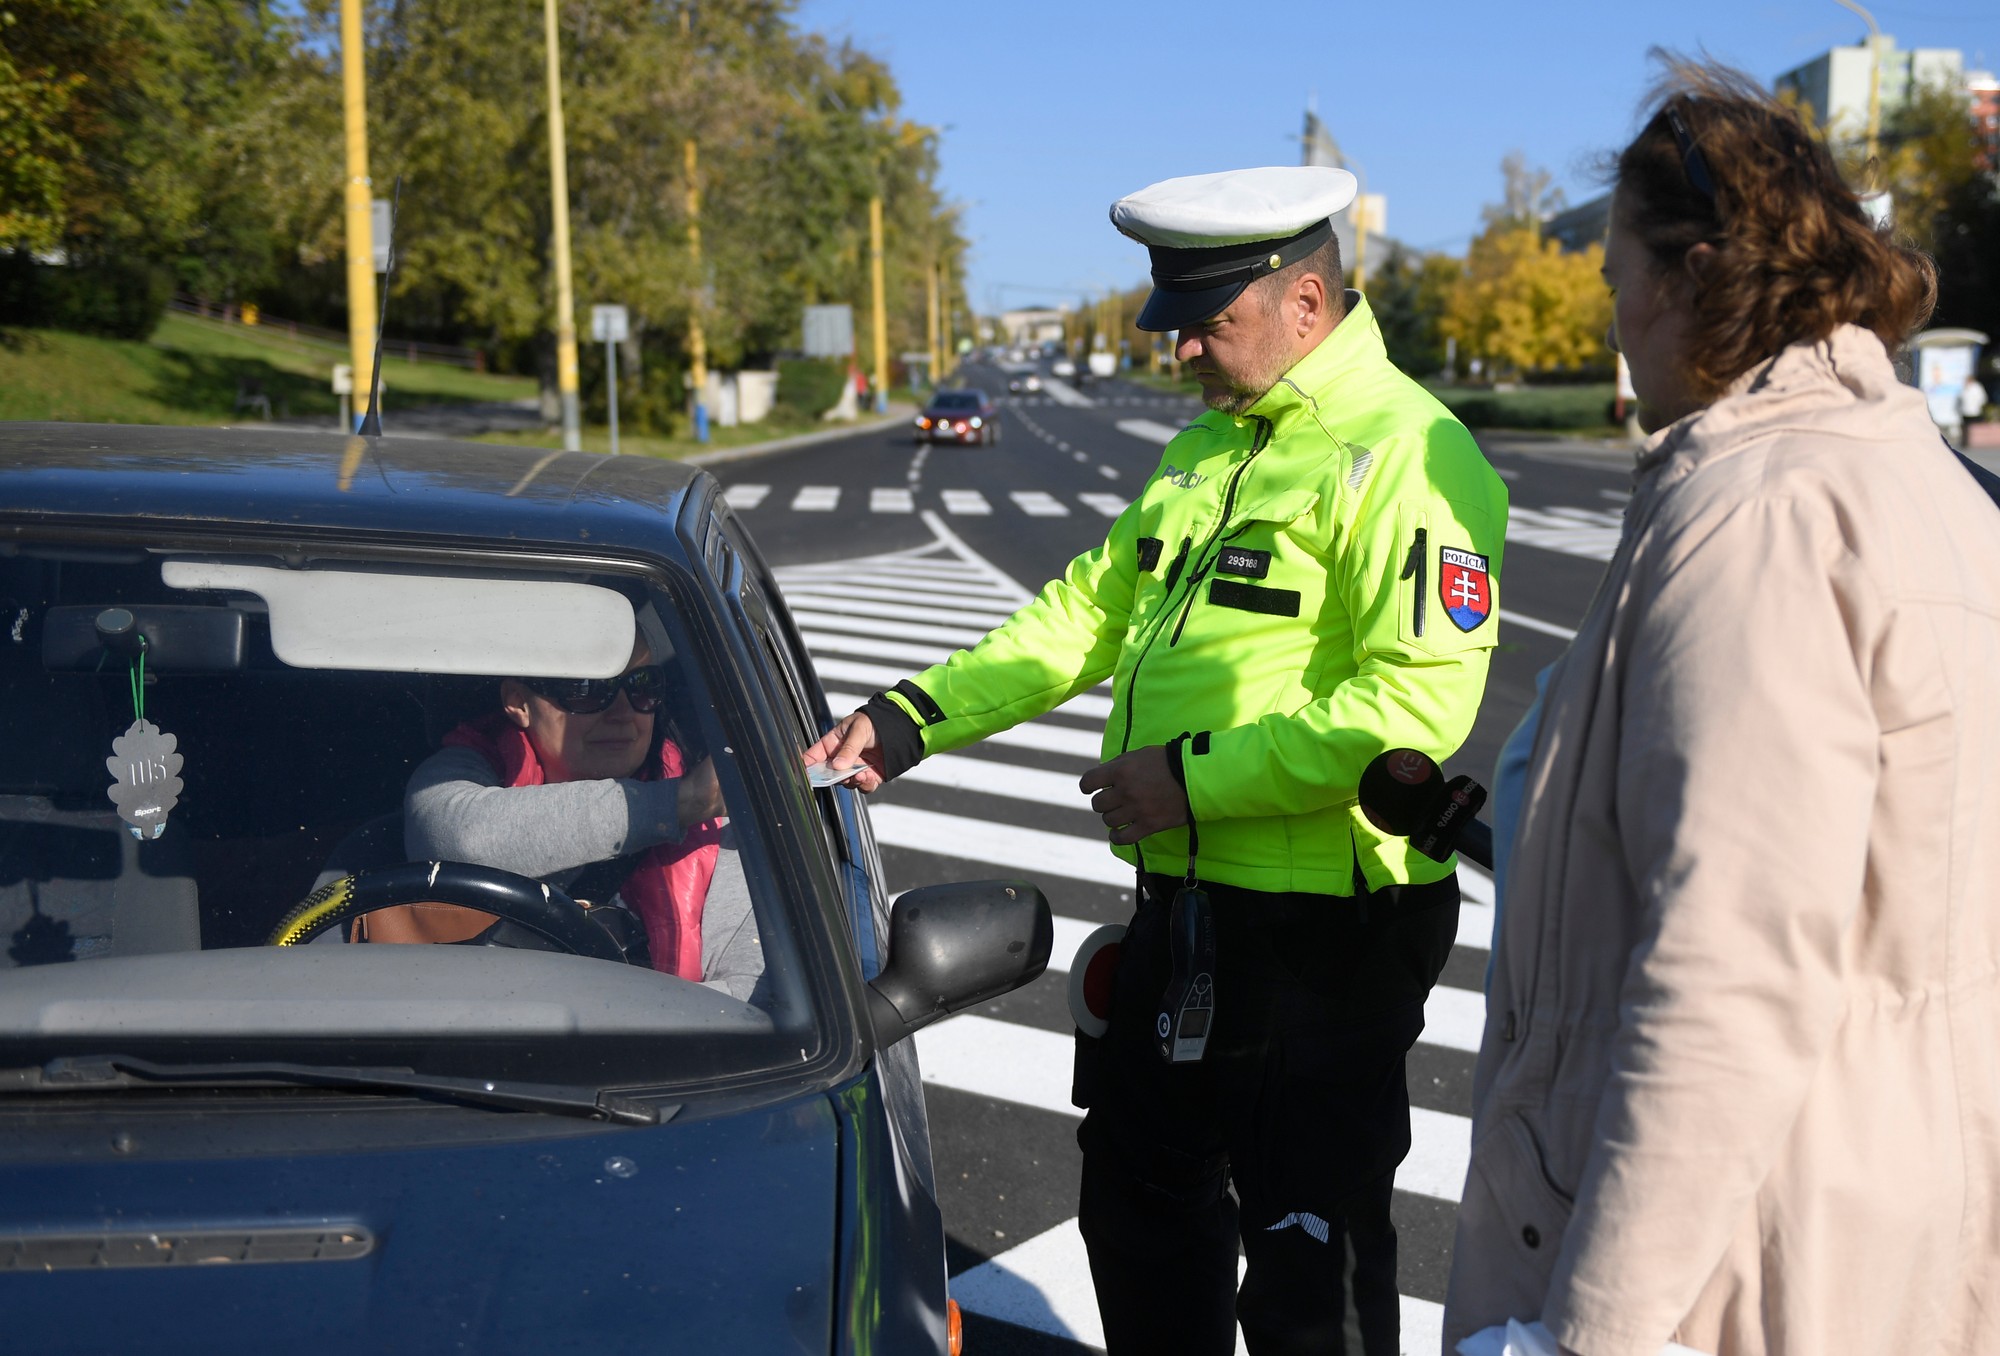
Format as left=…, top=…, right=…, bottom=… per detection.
left=1543, top=494, right=1876, bottom=1356
left=881, top=499, right=1139, bottom=757
left=1183, top=436, right=1505, bottom=822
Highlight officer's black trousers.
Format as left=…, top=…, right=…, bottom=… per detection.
left=1074, top=872, right=1458, bottom=1356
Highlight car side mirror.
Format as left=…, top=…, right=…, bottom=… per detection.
left=866, top=880, right=1052, bottom=1049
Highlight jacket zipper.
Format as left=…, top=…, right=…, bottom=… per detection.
left=1401, top=526, right=1427, bottom=638
left=1117, top=416, right=1271, bottom=756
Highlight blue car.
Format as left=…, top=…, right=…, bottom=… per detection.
left=0, top=423, right=1050, bottom=1354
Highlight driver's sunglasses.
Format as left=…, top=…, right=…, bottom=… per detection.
left=1666, top=104, right=1718, bottom=202
left=520, top=666, right=668, bottom=715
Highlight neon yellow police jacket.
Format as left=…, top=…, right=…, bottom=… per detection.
left=883, top=295, right=1509, bottom=895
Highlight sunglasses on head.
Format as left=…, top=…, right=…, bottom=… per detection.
left=519, top=666, right=668, bottom=715
left=1666, top=103, right=1718, bottom=202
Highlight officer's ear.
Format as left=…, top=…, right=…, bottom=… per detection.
left=1291, top=271, right=1328, bottom=338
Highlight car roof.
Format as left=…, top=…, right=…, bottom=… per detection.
left=0, top=423, right=714, bottom=564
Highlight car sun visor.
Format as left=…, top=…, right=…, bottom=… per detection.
left=159, top=561, right=636, bottom=678
left=42, top=604, right=247, bottom=672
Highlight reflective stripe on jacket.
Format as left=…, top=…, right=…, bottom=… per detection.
left=886, top=294, right=1508, bottom=895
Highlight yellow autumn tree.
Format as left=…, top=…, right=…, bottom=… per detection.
left=1441, top=224, right=1612, bottom=377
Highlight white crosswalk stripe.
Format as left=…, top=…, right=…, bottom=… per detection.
left=772, top=510, right=1486, bottom=1352
left=870, top=486, right=915, bottom=513
left=1010, top=490, right=1071, bottom=517
left=942, top=488, right=991, bottom=515
left=723, top=483, right=770, bottom=510
left=790, top=484, right=840, bottom=511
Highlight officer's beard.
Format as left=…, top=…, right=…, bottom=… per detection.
left=1192, top=297, right=1298, bottom=415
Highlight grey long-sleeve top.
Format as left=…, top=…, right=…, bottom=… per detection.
left=403, top=746, right=764, bottom=1004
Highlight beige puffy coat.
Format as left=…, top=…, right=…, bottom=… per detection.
left=1443, top=326, right=2000, bottom=1356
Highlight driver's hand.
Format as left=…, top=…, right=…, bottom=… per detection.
left=803, top=711, right=885, bottom=793
left=677, top=757, right=724, bottom=830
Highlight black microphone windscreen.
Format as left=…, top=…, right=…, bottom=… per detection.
left=1358, top=749, right=1445, bottom=835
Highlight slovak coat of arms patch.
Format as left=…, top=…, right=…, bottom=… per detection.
left=1438, top=546, right=1492, bottom=632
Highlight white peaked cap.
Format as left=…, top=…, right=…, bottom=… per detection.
left=1110, top=165, right=1359, bottom=248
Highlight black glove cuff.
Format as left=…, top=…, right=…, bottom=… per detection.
left=859, top=692, right=925, bottom=781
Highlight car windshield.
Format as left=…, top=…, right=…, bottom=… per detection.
left=0, top=539, right=829, bottom=1094
left=929, top=392, right=981, bottom=410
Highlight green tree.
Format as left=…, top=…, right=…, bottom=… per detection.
left=1367, top=244, right=1457, bottom=376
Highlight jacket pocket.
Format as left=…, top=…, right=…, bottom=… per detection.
left=1490, top=1113, right=1576, bottom=1256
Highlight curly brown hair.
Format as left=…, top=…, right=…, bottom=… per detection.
left=1614, top=54, right=1936, bottom=400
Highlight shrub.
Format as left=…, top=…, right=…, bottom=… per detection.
left=0, top=251, right=172, bottom=339
left=775, top=357, right=845, bottom=419
left=1429, top=383, right=1617, bottom=430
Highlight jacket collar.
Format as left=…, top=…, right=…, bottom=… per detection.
left=1235, top=290, right=1382, bottom=438
left=1635, top=324, right=1913, bottom=481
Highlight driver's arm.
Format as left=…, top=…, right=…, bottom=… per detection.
left=403, top=745, right=711, bottom=879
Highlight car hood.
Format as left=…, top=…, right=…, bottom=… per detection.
left=0, top=1095, right=841, bottom=1355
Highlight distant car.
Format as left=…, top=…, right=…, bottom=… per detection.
left=0, top=422, right=1051, bottom=1355
left=1051, top=358, right=1077, bottom=380
left=915, top=389, right=1001, bottom=445
left=1007, top=372, right=1043, bottom=394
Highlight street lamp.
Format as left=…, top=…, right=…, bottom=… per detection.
left=1834, top=0, right=1883, bottom=172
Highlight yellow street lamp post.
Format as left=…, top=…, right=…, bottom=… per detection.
left=868, top=195, right=888, bottom=411
left=542, top=0, right=581, bottom=452
left=1834, top=0, right=1884, bottom=174
left=339, top=0, right=376, bottom=431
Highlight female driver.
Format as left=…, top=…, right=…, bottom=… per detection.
left=1445, top=59, right=2000, bottom=1356
left=384, top=650, right=760, bottom=999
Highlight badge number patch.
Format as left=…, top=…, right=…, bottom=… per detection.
left=1438, top=547, right=1491, bottom=632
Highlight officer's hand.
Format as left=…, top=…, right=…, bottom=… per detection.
left=1079, top=745, right=1188, bottom=845
left=677, top=757, right=725, bottom=828
left=803, top=711, right=885, bottom=793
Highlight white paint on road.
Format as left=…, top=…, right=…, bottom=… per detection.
left=790, top=484, right=841, bottom=511
left=1114, top=417, right=1185, bottom=445
left=870, top=487, right=915, bottom=513
left=871, top=806, right=1124, bottom=885
left=722, top=483, right=770, bottom=510
left=1010, top=491, right=1071, bottom=517
left=1077, top=493, right=1128, bottom=517
left=1040, top=377, right=1095, bottom=408
left=791, top=609, right=991, bottom=648
left=913, top=1014, right=1471, bottom=1203
left=942, top=489, right=992, bottom=515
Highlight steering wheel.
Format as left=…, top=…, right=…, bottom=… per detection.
left=267, top=862, right=628, bottom=964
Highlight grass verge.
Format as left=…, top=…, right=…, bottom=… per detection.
left=1425, top=382, right=1617, bottom=432
left=0, top=314, right=535, bottom=426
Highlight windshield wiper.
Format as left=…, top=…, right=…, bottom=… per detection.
left=0, top=1056, right=663, bottom=1126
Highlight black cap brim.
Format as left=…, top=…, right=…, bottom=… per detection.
left=1135, top=279, right=1251, bottom=333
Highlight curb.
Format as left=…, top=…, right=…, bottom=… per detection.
left=684, top=403, right=918, bottom=468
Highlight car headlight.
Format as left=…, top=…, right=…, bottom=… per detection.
left=970, top=417, right=982, bottom=428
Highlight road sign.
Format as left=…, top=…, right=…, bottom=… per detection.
left=331, top=364, right=354, bottom=395
left=590, top=304, right=629, bottom=344
left=803, top=304, right=854, bottom=358
left=371, top=199, right=392, bottom=273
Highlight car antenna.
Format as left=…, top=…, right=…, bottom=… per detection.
left=357, top=175, right=401, bottom=438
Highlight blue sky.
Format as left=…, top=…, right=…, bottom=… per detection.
left=793, top=0, right=1999, bottom=315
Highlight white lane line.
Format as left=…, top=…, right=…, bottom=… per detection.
left=803, top=631, right=954, bottom=668
left=1041, top=377, right=1095, bottom=408
left=791, top=484, right=841, bottom=511
left=870, top=804, right=1119, bottom=883
left=870, top=487, right=915, bottom=513
left=914, top=1015, right=1470, bottom=1203
left=1056, top=441, right=1071, bottom=452
left=790, top=610, right=991, bottom=648
left=900, top=754, right=1096, bottom=815
left=782, top=579, right=1019, bottom=614
left=812, top=657, right=1111, bottom=722
left=1078, top=493, right=1128, bottom=517
left=942, top=489, right=992, bottom=515
left=722, top=483, right=770, bottom=510
left=949, top=1216, right=1446, bottom=1355
left=824, top=696, right=1101, bottom=761
left=1114, top=417, right=1184, bottom=445
left=1097, top=465, right=1120, bottom=480
left=1071, top=450, right=1088, bottom=462
left=783, top=593, right=1019, bottom=631
left=1010, top=490, right=1071, bottom=517
left=1500, top=609, right=1577, bottom=640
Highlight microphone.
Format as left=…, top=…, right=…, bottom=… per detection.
left=1358, top=749, right=1493, bottom=869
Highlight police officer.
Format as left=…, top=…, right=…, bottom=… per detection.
left=808, top=165, right=1507, bottom=1355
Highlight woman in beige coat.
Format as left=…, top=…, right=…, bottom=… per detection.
left=1443, top=61, right=2000, bottom=1356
